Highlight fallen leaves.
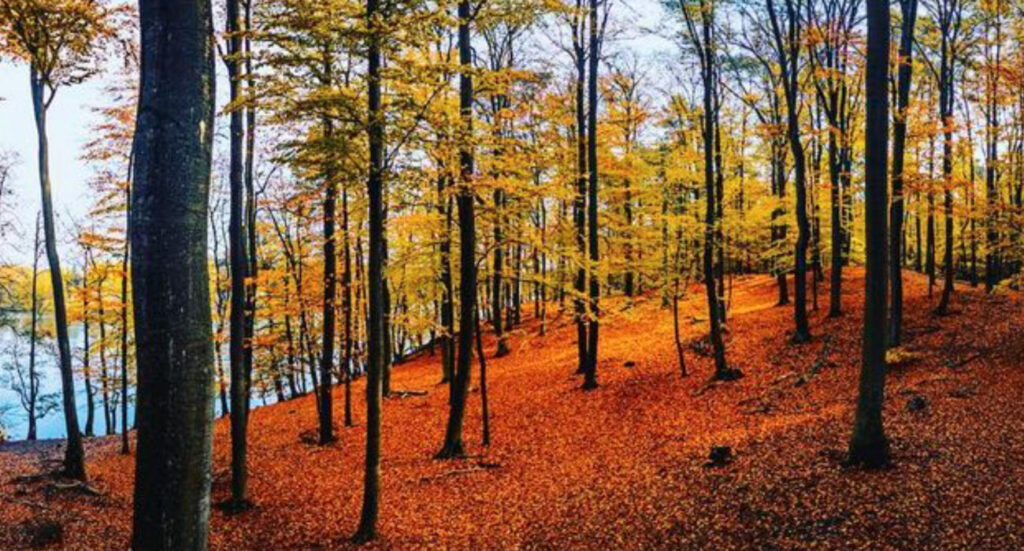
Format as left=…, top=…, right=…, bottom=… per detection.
left=1, top=269, right=1023, bottom=550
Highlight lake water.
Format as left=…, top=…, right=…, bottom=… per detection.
left=0, top=325, right=137, bottom=440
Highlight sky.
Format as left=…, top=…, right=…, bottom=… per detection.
left=0, top=0, right=674, bottom=266
left=0, top=62, right=108, bottom=264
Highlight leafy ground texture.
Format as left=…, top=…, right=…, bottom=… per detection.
left=2, top=268, right=1024, bottom=550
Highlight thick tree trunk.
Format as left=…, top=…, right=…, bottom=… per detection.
left=849, top=0, right=890, bottom=468
left=130, top=0, right=217, bottom=547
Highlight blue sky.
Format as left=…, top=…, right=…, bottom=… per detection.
left=1, top=62, right=107, bottom=263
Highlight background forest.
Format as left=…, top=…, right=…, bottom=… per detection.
left=1, top=0, right=1023, bottom=549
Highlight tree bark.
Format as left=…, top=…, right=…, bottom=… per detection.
left=29, top=65, right=86, bottom=480
left=889, top=0, right=918, bottom=347
left=355, top=0, right=385, bottom=540
left=227, top=0, right=252, bottom=505
left=438, top=0, right=478, bottom=459
left=130, top=0, right=217, bottom=547
left=849, top=0, right=890, bottom=469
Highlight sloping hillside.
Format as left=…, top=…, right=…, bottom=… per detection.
left=2, top=269, right=1023, bottom=550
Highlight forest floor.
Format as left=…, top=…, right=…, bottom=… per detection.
left=2, top=268, right=1024, bottom=550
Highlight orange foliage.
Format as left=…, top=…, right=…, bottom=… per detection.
left=2, top=269, right=1023, bottom=549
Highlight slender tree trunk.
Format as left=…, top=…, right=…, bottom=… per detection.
left=437, top=173, right=455, bottom=384
left=438, top=0, right=478, bottom=459
left=492, top=188, right=509, bottom=356
left=226, top=0, right=251, bottom=505
left=829, top=125, right=843, bottom=317
left=343, top=188, right=353, bottom=427
left=767, top=0, right=811, bottom=342
left=317, top=45, right=337, bottom=444
left=29, top=66, right=86, bottom=481
left=82, top=264, right=95, bottom=437
left=130, top=0, right=216, bottom=546
left=474, top=307, right=490, bottom=447
left=27, top=215, right=40, bottom=441
left=243, top=0, right=258, bottom=416
left=355, top=0, right=385, bottom=539
left=936, top=16, right=956, bottom=315
left=583, top=0, right=601, bottom=390
left=572, top=0, right=589, bottom=376
left=889, top=0, right=917, bottom=347
left=120, top=178, right=132, bottom=453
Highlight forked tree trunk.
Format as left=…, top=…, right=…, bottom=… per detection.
left=438, top=0, right=478, bottom=459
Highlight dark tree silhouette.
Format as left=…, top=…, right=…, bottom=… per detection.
left=849, top=0, right=890, bottom=469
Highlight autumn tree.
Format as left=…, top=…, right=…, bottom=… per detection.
left=0, top=0, right=121, bottom=481
left=355, top=0, right=385, bottom=540
left=671, top=0, right=729, bottom=378
left=438, top=0, right=479, bottom=459
left=765, top=0, right=813, bottom=343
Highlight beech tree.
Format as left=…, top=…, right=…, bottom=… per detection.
left=0, top=0, right=120, bottom=481
left=766, top=0, right=812, bottom=343
left=888, top=0, right=918, bottom=346
left=849, top=0, right=889, bottom=468
left=226, top=0, right=253, bottom=507
left=130, top=0, right=217, bottom=547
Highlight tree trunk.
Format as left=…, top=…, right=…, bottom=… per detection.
left=27, top=215, right=41, bottom=442
left=889, top=0, right=917, bottom=347
left=572, top=0, right=589, bottom=377
left=317, top=46, right=337, bottom=444
left=438, top=0, right=477, bottom=459
left=583, top=0, right=601, bottom=390
left=130, top=0, right=216, bottom=546
left=29, top=66, right=86, bottom=481
left=82, top=264, right=95, bottom=438
left=227, top=0, right=252, bottom=505
left=343, top=187, right=354, bottom=427
left=849, top=0, right=890, bottom=468
left=355, top=0, right=385, bottom=539
left=120, top=175, right=132, bottom=454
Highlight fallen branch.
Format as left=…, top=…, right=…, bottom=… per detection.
left=388, top=389, right=428, bottom=398
left=48, top=481, right=105, bottom=497
left=0, top=493, right=50, bottom=511
left=946, top=353, right=983, bottom=370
